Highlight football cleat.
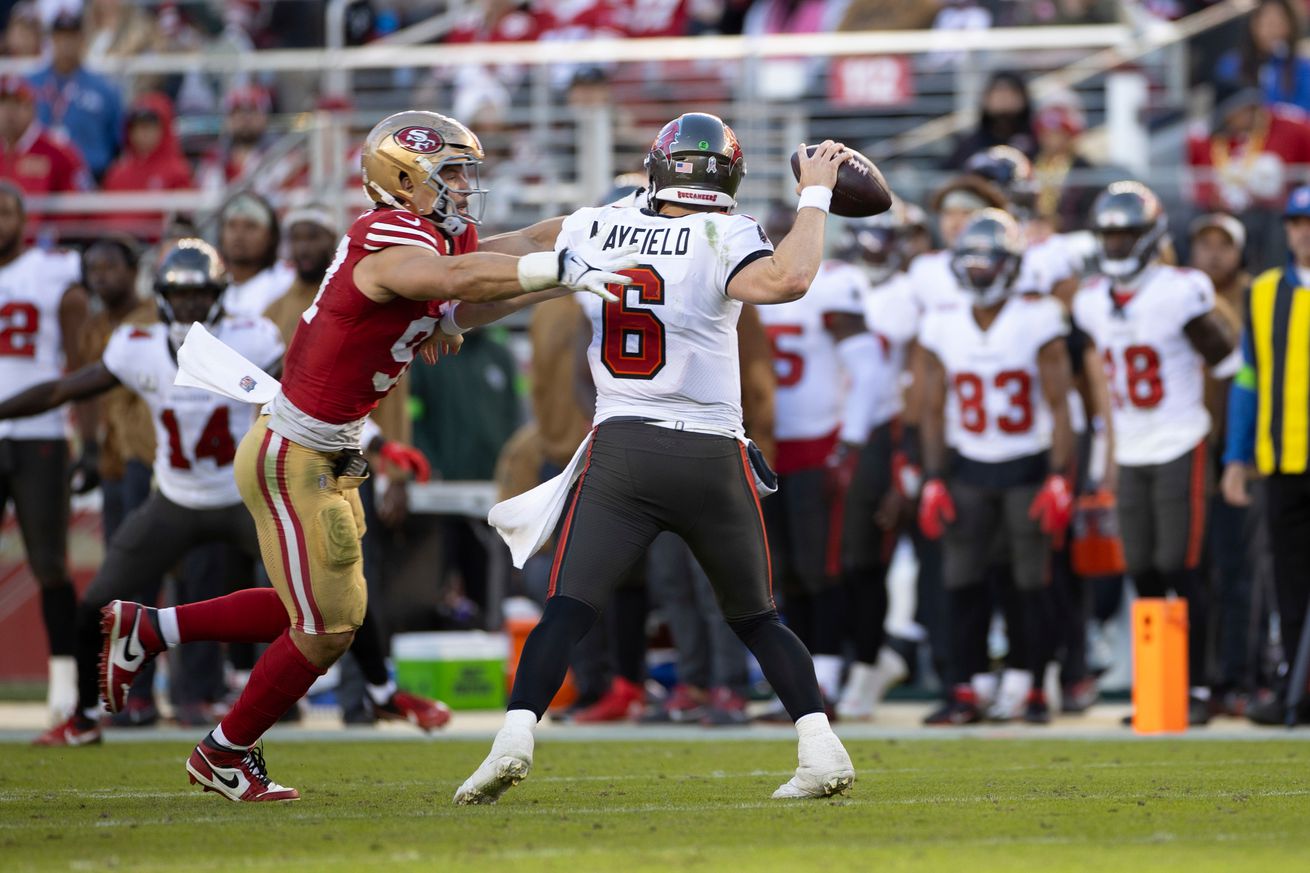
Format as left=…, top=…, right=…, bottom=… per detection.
left=100, top=601, right=166, bottom=714
left=1022, top=690, right=1052, bottom=725
left=32, top=714, right=101, bottom=746
left=837, top=647, right=909, bottom=721
left=1060, top=676, right=1100, bottom=714
left=772, top=731, right=855, bottom=799
left=375, top=691, right=452, bottom=732
left=640, top=684, right=707, bottom=724
left=700, top=687, right=750, bottom=727
left=453, top=727, right=534, bottom=805
left=186, top=735, right=299, bottom=802
left=986, top=668, right=1033, bottom=722
left=109, top=697, right=160, bottom=728
left=924, top=686, right=983, bottom=726
left=570, top=676, right=644, bottom=724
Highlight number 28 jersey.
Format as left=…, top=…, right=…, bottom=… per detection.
left=1073, top=265, right=1215, bottom=466
left=919, top=296, right=1068, bottom=463
left=0, top=248, right=81, bottom=440
left=558, top=205, right=773, bottom=433
left=103, top=317, right=285, bottom=509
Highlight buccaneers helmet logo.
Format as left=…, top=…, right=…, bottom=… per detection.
left=394, top=126, right=443, bottom=154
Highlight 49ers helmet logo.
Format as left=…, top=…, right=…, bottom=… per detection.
left=394, top=126, right=443, bottom=154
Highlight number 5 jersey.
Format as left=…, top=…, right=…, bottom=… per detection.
left=558, top=204, right=773, bottom=434
left=1073, top=265, right=1216, bottom=466
left=102, top=318, right=284, bottom=508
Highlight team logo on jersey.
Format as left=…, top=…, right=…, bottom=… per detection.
left=239, top=375, right=257, bottom=393
left=394, top=127, right=443, bottom=154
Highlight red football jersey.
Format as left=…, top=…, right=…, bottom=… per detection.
left=279, top=207, right=478, bottom=425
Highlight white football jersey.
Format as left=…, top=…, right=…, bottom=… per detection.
left=919, top=296, right=1068, bottom=463
left=1073, top=264, right=1215, bottom=466
left=103, top=317, right=285, bottom=508
left=558, top=204, right=773, bottom=433
left=757, top=260, right=866, bottom=441
left=0, top=248, right=81, bottom=439
left=1015, top=233, right=1081, bottom=295
left=860, top=271, right=918, bottom=429
left=223, top=262, right=295, bottom=319
left=906, top=250, right=968, bottom=315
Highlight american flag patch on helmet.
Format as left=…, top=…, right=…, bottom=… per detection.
left=674, top=160, right=694, bottom=174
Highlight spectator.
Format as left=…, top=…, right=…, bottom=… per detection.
left=1187, top=83, right=1310, bottom=267
left=925, top=0, right=992, bottom=69
left=838, top=0, right=935, bottom=31
left=944, top=71, right=1037, bottom=169
left=215, top=191, right=293, bottom=318
left=101, top=93, right=193, bottom=238
left=1031, top=89, right=1100, bottom=234
left=27, top=10, right=123, bottom=180
left=1216, top=0, right=1310, bottom=112
left=0, top=74, right=90, bottom=239
left=741, top=0, right=836, bottom=34
left=85, top=0, right=159, bottom=64
left=197, top=86, right=302, bottom=195
left=3, top=1, right=42, bottom=58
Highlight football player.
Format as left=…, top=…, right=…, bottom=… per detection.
left=455, top=114, right=856, bottom=804
left=755, top=205, right=875, bottom=709
left=0, top=182, right=93, bottom=722
left=97, top=111, right=631, bottom=801
left=916, top=210, right=1076, bottom=725
left=1074, top=182, right=1238, bottom=723
left=14, top=240, right=450, bottom=744
left=831, top=208, right=919, bottom=720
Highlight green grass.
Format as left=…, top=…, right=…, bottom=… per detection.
left=2, top=738, right=1308, bottom=872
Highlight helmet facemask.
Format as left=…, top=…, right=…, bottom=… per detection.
left=156, top=284, right=225, bottom=351
left=414, top=156, right=487, bottom=236
left=951, top=247, right=1020, bottom=308
left=1093, top=218, right=1165, bottom=283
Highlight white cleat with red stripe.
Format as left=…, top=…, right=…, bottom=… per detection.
left=100, top=600, right=166, bottom=714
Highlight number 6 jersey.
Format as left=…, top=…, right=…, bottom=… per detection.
left=1073, top=265, right=1215, bottom=466
left=558, top=204, right=773, bottom=433
left=919, top=296, right=1068, bottom=463
left=103, top=317, right=285, bottom=508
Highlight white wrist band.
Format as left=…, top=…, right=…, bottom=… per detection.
left=797, top=186, right=832, bottom=213
left=517, top=250, right=561, bottom=292
left=439, top=304, right=468, bottom=336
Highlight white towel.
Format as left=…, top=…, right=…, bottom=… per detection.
left=489, top=431, right=594, bottom=569
left=173, top=323, right=281, bottom=404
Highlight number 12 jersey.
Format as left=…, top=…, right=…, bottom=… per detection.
left=558, top=205, right=773, bottom=434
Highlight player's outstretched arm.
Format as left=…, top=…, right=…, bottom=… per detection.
left=915, top=346, right=948, bottom=479
left=1183, top=309, right=1239, bottom=369
left=478, top=217, right=567, bottom=257
left=357, top=242, right=628, bottom=305
left=728, top=140, right=851, bottom=305
left=1038, top=338, right=1075, bottom=473
left=0, top=362, right=120, bottom=421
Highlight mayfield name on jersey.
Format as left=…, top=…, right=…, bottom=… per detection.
left=758, top=260, right=865, bottom=442
left=919, top=296, right=1068, bottom=463
left=266, top=208, right=476, bottom=452
left=559, top=204, right=772, bottom=435
left=1073, top=265, right=1216, bottom=466
left=0, top=248, right=81, bottom=440
left=103, top=317, right=285, bottom=508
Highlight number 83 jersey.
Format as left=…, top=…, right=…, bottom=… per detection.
left=919, top=296, right=1068, bottom=464
left=559, top=204, right=773, bottom=433
left=103, top=317, right=285, bottom=509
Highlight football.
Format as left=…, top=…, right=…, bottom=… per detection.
left=789, top=145, right=893, bottom=217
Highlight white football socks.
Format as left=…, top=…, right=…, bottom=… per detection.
left=157, top=607, right=181, bottom=648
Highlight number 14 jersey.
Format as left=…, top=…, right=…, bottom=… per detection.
left=103, top=318, right=284, bottom=509
left=558, top=205, right=773, bottom=433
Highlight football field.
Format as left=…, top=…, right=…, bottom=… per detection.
left=3, top=734, right=1309, bottom=872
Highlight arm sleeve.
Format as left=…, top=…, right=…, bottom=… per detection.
left=717, top=214, right=773, bottom=293
left=836, top=332, right=883, bottom=444
left=1223, top=327, right=1258, bottom=466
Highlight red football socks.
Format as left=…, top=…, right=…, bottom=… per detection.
left=175, top=588, right=290, bottom=644
left=218, top=630, right=324, bottom=748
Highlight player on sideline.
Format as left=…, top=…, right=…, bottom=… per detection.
left=916, top=210, right=1076, bottom=725
left=0, top=182, right=93, bottom=722
left=99, top=110, right=633, bottom=802
left=455, top=114, right=857, bottom=804
left=1074, top=182, right=1237, bottom=720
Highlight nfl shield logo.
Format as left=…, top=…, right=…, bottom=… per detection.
left=239, top=375, right=257, bottom=393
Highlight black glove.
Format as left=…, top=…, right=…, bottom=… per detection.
left=69, top=450, right=101, bottom=495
